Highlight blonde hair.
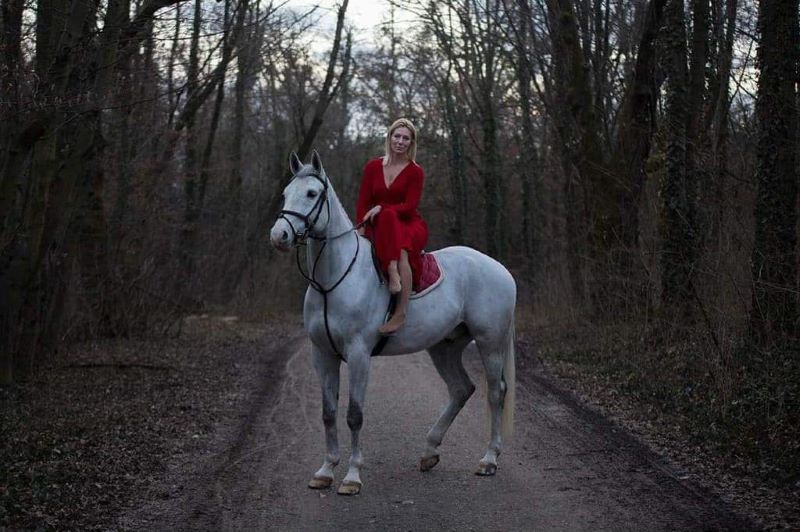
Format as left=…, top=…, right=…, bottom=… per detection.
left=383, top=118, right=418, bottom=165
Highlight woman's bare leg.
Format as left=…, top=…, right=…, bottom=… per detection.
left=387, top=260, right=401, bottom=294
left=380, top=250, right=412, bottom=334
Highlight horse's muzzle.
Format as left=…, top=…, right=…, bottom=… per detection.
left=270, top=222, right=293, bottom=252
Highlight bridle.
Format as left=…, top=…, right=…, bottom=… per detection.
left=276, top=171, right=366, bottom=359
left=277, top=172, right=330, bottom=242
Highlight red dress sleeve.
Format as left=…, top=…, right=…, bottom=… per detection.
left=356, top=160, right=376, bottom=224
left=385, top=164, right=424, bottom=219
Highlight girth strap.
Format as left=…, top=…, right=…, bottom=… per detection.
left=370, top=295, right=397, bottom=357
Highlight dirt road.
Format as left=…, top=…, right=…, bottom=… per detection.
left=122, top=335, right=753, bottom=531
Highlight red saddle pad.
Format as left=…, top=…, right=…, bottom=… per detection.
left=413, top=253, right=442, bottom=294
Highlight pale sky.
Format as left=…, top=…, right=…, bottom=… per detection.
left=290, top=0, right=387, bottom=30
left=286, top=0, right=415, bottom=46
left=338, top=0, right=390, bottom=30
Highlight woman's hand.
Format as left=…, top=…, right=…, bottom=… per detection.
left=363, top=205, right=382, bottom=224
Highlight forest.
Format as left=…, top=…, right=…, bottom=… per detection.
left=0, top=0, right=798, bottom=519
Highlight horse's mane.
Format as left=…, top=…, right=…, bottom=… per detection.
left=324, top=181, right=354, bottom=230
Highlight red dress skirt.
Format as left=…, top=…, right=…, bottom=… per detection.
left=356, top=158, right=429, bottom=287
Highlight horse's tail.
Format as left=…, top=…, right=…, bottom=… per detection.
left=501, top=319, right=516, bottom=441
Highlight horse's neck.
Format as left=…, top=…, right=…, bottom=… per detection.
left=323, top=186, right=353, bottom=239
left=306, top=186, right=360, bottom=286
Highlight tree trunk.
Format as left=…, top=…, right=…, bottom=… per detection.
left=687, top=0, right=710, bottom=251
left=708, top=0, right=737, bottom=247
left=591, top=0, right=611, bottom=141
left=73, top=116, right=113, bottom=336
left=230, top=2, right=251, bottom=211
left=0, top=0, right=25, bottom=383
left=0, top=0, right=97, bottom=383
left=442, top=73, right=468, bottom=246
left=0, top=0, right=23, bottom=150
left=220, top=3, right=256, bottom=301
left=479, top=96, right=501, bottom=259
left=178, top=0, right=203, bottom=303
left=74, top=0, right=132, bottom=336
left=660, top=0, right=696, bottom=316
left=612, top=0, right=666, bottom=307
left=110, top=0, right=133, bottom=243
left=513, top=0, right=541, bottom=277
left=474, top=1, right=502, bottom=259
left=166, top=3, right=181, bottom=129
left=750, top=0, right=799, bottom=342
left=0, top=0, right=184, bottom=383
left=547, top=0, right=610, bottom=303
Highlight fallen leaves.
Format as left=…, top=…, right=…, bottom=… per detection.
left=1, top=317, right=288, bottom=530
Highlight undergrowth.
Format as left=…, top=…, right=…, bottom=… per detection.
left=529, top=317, right=800, bottom=489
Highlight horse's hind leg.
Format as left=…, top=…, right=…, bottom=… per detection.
left=474, top=332, right=508, bottom=476
left=421, top=335, right=475, bottom=472
left=309, top=347, right=340, bottom=489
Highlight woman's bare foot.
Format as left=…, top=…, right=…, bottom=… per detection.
left=379, top=312, right=406, bottom=335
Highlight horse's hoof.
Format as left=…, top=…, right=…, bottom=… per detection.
left=308, top=476, right=333, bottom=489
left=420, top=455, right=440, bottom=472
left=337, top=480, right=362, bottom=496
left=475, top=461, right=497, bottom=476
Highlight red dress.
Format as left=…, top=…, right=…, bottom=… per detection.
left=356, top=158, right=429, bottom=287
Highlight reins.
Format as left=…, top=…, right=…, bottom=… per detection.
left=278, top=171, right=366, bottom=359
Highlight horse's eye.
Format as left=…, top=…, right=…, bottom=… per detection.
left=307, top=190, right=318, bottom=199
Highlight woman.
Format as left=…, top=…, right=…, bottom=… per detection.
left=356, top=118, right=429, bottom=335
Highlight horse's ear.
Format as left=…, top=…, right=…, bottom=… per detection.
left=289, top=151, right=302, bottom=174
left=311, top=149, right=324, bottom=174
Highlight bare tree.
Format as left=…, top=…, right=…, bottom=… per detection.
left=421, top=0, right=509, bottom=259
left=611, top=0, right=666, bottom=305
left=0, top=0, right=185, bottom=384
left=707, top=0, right=738, bottom=246
left=750, top=0, right=798, bottom=341
left=262, top=0, right=352, bottom=224
left=508, top=0, right=542, bottom=269
left=659, top=0, right=696, bottom=316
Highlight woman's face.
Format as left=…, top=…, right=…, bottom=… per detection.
left=390, top=127, right=413, bottom=158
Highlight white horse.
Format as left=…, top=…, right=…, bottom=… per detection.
left=270, top=151, right=516, bottom=496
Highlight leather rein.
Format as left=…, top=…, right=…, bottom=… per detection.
left=277, top=172, right=365, bottom=359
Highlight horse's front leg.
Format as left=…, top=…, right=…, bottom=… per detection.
left=338, top=349, right=371, bottom=496
left=309, top=346, right=341, bottom=489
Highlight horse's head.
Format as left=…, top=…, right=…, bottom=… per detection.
left=270, top=150, right=331, bottom=251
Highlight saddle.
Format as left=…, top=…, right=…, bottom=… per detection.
left=369, top=246, right=443, bottom=297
